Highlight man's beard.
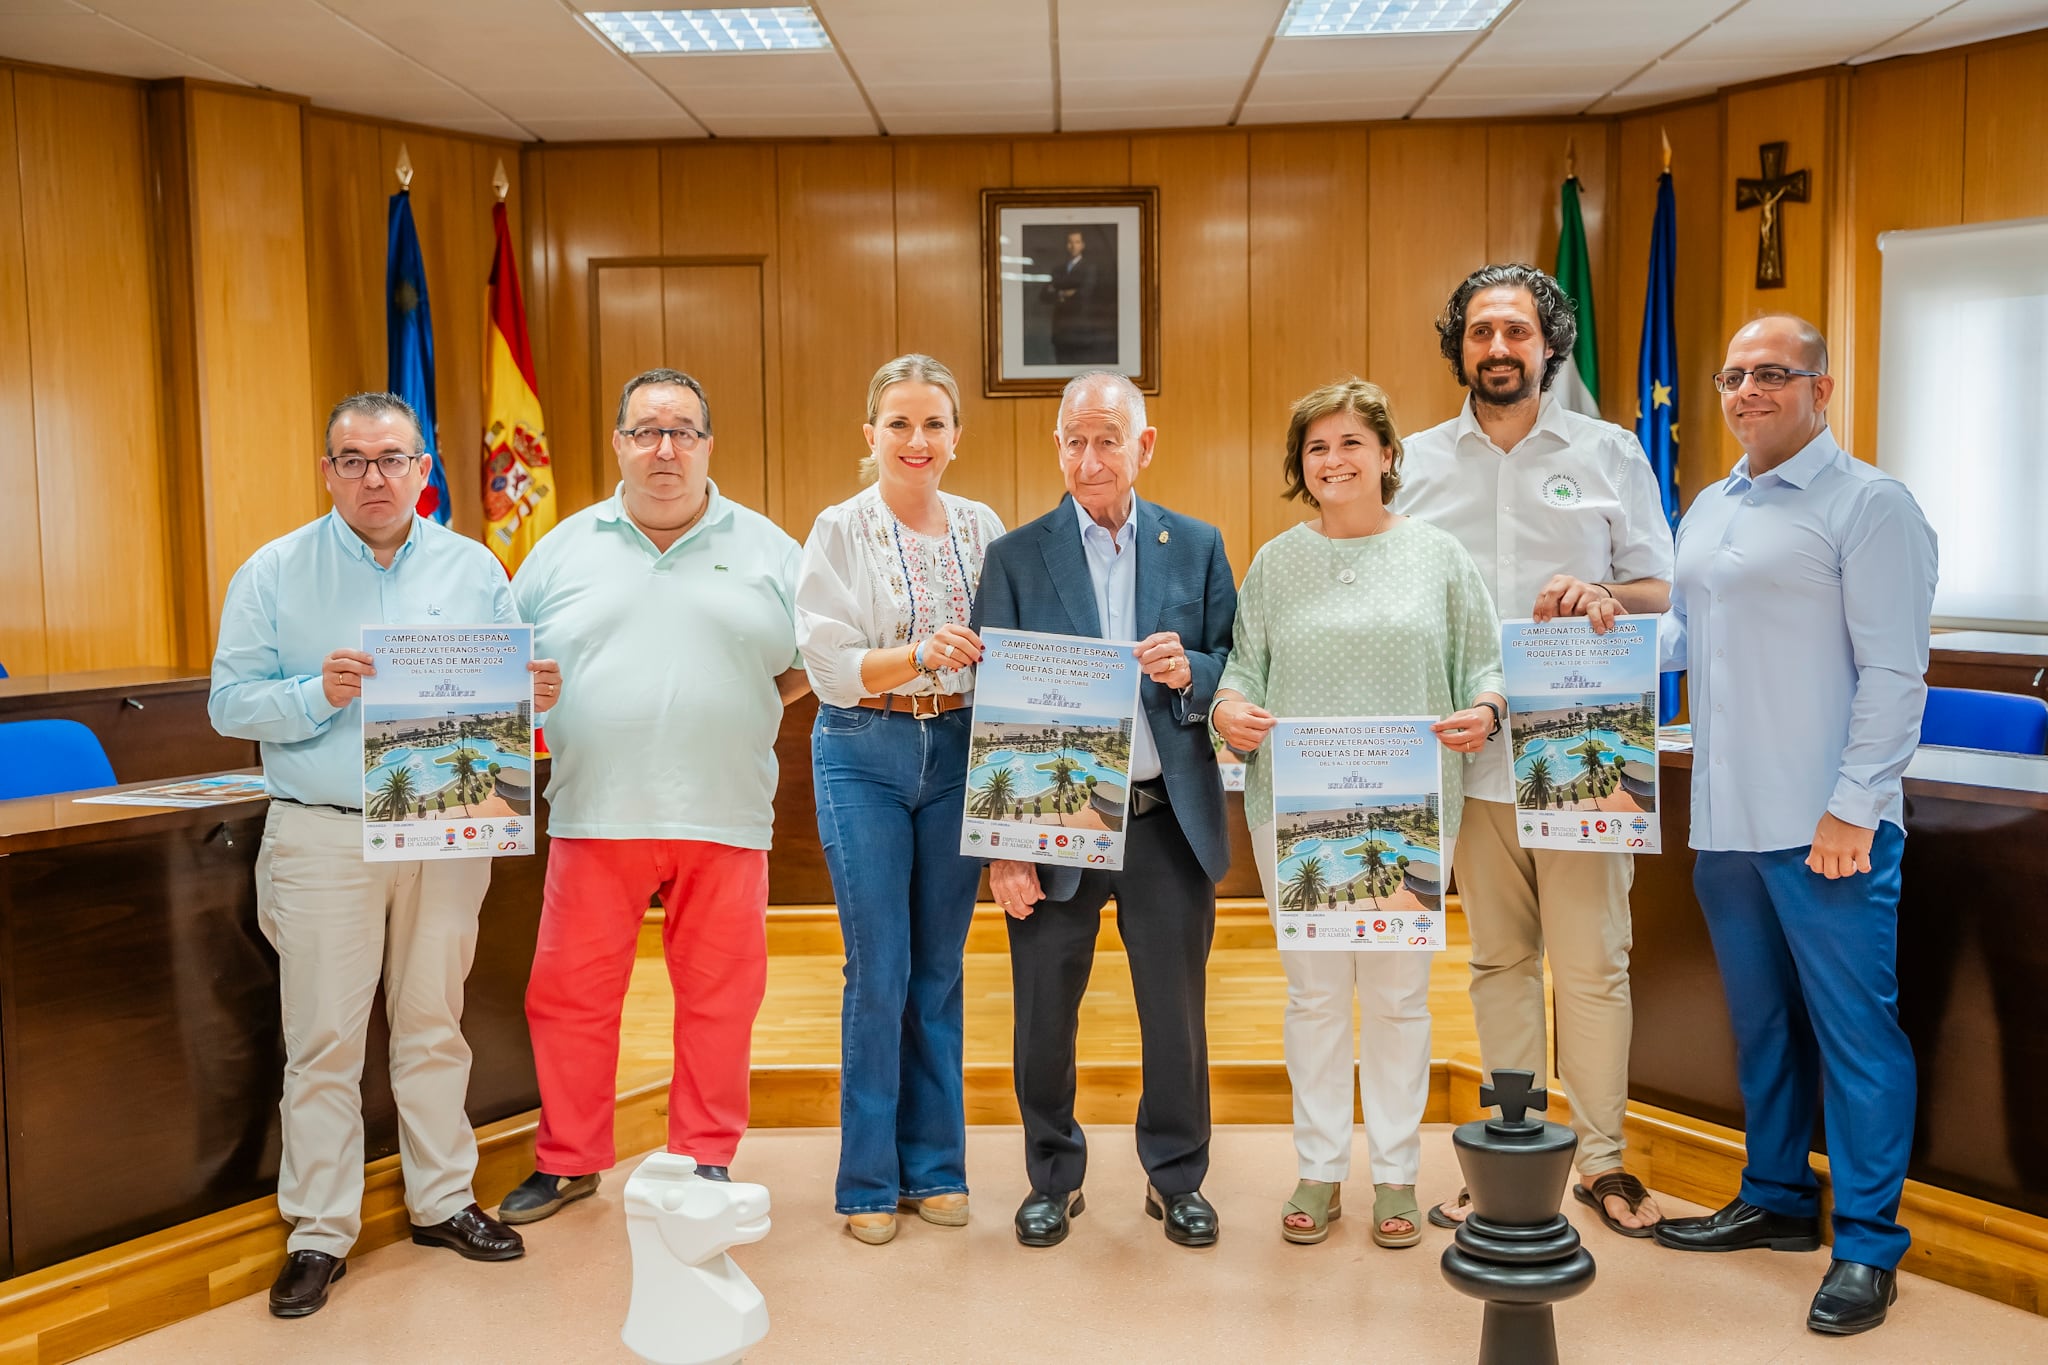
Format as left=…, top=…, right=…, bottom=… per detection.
left=1471, top=360, right=1538, bottom=408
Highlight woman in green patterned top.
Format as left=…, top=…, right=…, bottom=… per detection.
left=1213, top=378, right=1506, bottom=1250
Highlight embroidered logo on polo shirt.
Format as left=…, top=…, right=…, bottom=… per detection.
left=1540, top=474, right=1584, bottom=508
left=713, top=564, right=729, bottom=572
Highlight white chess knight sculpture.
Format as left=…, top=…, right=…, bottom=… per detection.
left=622, top=1153, right=772, bottom=1365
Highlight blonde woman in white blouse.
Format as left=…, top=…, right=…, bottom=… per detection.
left=795, top=354, right=1005, bottom=1246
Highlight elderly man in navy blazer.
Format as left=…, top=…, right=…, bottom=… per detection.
left=973, top=370, right=1237, bottom=1250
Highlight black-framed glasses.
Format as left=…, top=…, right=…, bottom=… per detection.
left=620, top=426, right=706, bottom=453
left=1711, top=365, right=1823, bottom=394
left=327, top=453, right=422, bottom=479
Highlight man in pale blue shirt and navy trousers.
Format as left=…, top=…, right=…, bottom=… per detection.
left=1645, top=317, right=1937, bottom=1337
left=211, top=394, right=561, bottom=1318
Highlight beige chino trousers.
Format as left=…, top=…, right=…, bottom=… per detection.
left=256, top=801, right=492, bottom=1255
left=1456, top=798, right=1634, bottom=1174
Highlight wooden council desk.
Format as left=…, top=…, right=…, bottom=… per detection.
left=0, top=770, right=549, bottom=1279
left=1927, top=630, right=2048, bottom=702
left=0, top=669, right=256, bottom=782
left=1629, top=745, right=2048, bottom=1220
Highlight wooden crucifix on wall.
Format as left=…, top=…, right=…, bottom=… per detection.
left=1734, top=141, right=1810, bottom=290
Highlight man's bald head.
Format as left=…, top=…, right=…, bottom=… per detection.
left=1734, top=313, right=1829, bottom=373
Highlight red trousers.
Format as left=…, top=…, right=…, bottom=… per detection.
left=526, top=837, right=768, bottom=1175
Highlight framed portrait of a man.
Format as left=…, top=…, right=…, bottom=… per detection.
left=981, top=187, right=1158, bottom=398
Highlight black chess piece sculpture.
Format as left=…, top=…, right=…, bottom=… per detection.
left=1439, top=1070, right=1597, bottom=1365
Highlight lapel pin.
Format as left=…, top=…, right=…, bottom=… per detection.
left=1158, top=530, right=1169, bottom=544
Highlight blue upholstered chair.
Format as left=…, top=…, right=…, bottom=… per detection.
left=1920, top=686, right=2048, bottom=756
left=0, top=719, right=119, bottom=800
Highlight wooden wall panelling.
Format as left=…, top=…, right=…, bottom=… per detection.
left=1613, top=102, right=1725, bottom=515
left=660, top=144, right=782, bottom=520
left=1008, top=137, right=1132, bottom=520
left=775, top=142, right=897, bottom=536
left=592, top=263, right=665, bottom=497
left=1367, top=124, right=1489, bottom=436
left=532, top=147, right=662, bottom=517
left=1130, top=132, right=1252, bottom=572
left=1844, top=57, right=1965, bottom=464
left=301, top=115, right=383, bottom=448
left=662, top=265, right=769, bottom=514
left=145, top=83, right=208, bottom=671
left=1486, top=122, right=1613, bottom=415
left=15, top=72, right=176, bottom=672
left=187, top=88, right=318, bottom=640
left=1962, top=36, right=2048, bottom=223
left=0, top=70, right=49, bottom=677
left=1246, top=127, right=1370, bottom=554
left=1719, top=75, right=1839, bottom=467
left=891, top=140, right=1016, bottom=528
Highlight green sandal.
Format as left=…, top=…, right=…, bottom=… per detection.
left=1372, top=1184, right=1423, bottom=1249
left=1280, top=1179, right=1342, bottom=1245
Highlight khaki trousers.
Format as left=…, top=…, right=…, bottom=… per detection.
left=256, top=802, right=492, bottom=1255
left=1456, top=798, right=1634, bottom=1174
left=1253, top=822, right=1435, bottom=1186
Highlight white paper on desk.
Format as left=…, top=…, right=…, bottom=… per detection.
left=360, top=625, right=535, bottom=861
left=1269, top=717, right=1448, bottom=952
left=1501, top=617, right=1662, bottom=854
left=959, top=627, right=1143, bottom=871
left=75, top=775, right=270, bottom=807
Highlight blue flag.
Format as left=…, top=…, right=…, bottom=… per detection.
left=1635, top=169, right=1683, bottom=723
left=387, top=189, right=448, bottom=524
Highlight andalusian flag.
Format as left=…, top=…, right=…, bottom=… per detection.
left=481, top=200, right=554, bottom=573
left=1552, top=174, right=1601, bottom=417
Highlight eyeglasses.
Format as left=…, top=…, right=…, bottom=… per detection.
left=620, top=426, right=706, bottom=453
left=327, top=453, right=422, bottom=479
left=1711, top=365, right=1823, bottom=394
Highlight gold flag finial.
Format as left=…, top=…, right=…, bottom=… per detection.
left=1565, top=136, right=1576, bottom=182
left=492, top=157, right=509, bottom=202
left=1661, top=127, right=1672, bottom=173
left=395, top=142, right=414, bottom=191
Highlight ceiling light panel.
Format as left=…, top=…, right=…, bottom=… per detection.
left=1278, top=0, right=1513, bottom=37
left=584, top=8, right=830, bottom=55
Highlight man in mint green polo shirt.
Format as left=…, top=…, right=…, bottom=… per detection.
left=500, top=368, right=808, bottom=1223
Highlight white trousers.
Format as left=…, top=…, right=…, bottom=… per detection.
left=256, top=801, right=492, bottom=1255
left=1253, top=821, right=1434, bottom=1186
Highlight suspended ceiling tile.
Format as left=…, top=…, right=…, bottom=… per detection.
left=1413, top=91, right=1590, bottom=118
left=1057, top=0, right=1277, bottom=125
left=687, top=111, right=878, bottom=137
left=820, top=0, right=1052, bottom=130
left=522, top=114, right=708, bottom=142
left=1674, top=0, right=1955, bottom=64
left=1851, top=0, right=2048, bottom=60
left=1432, top=61, right=1646, bottom=98
left=1234, top=96, right=1414, bottom=124
left=0, top=11, right=248, bottom=80
left=1457, top=0, right=1736, bottom=65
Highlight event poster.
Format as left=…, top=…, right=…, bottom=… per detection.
left=1269, top=717, right=1448, bottom=952
left=360, top=625, right=536, bottom=862
left=1501, top=617, right=1661, bottom=853
left=959, top=627, right=1142, bottom=871
left=75, top=775, right=269, bottom=808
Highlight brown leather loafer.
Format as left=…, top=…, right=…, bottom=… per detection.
left=269, top=1249, right=346, bottom=1318
left=411, top=1203, right=526, bottom=1261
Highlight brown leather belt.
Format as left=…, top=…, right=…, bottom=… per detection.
left=855, top=692, right=969, bottom=719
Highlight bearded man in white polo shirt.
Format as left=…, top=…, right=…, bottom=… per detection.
left=498, top=368, right=808, bottom=1224
left=1394, top=264, right=1673, bottom=1236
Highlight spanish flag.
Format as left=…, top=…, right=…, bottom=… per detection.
left=481, top=200, right=554, bottom=573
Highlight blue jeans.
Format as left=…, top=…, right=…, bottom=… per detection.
left=1692, top=822, right=1915, bottom=1269
left=812, top=703, right=982, bottom=1215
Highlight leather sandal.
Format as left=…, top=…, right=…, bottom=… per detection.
left=1280, top=1179, right=1341, bottom=1245
left=1427, top=1187, right=1471, bottom=1230
left=1372, top=1184, right=1423, bottom=1249
left=1573, top=1170, right=1659, bottom=1238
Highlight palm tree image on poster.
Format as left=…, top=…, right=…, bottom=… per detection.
left=1275, top=797, right=1443, bottom=916
left=967, top=713, right=1133, bottom=830
left=363, top=701, right=535, bottom=820
left=1507, top=693, right=1658, bottom=814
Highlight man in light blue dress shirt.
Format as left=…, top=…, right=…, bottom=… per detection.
left=210, top=393, right=561, bottom=1318
left=1646, top=317, right=1937, bottom=1337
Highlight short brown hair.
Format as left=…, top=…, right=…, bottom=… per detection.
left=615, top=367, right=712, bottom=434
left=1282, top=379, right=1403, bottom=507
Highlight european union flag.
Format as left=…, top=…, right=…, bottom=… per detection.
left=1635, top=168, right=1683, bottom=723
left=387, top=189, right=449, bottom=524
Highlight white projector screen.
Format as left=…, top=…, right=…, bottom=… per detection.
left=1877, top=217, right=2048, bottom=631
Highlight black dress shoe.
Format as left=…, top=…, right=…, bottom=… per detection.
left=268, top=1249, right=346, bottom=1318
left=1652, top=1197, right=1820, bottom=1253
left=1808, top=1260, right=1898, bottom=1335
left=411, top=1203, right=526, bottom=1261
left=1145, top=1185, right=1219, bottom=1247
left=1015, top=1189, right=1085, bottom=1247
left=696, top=1165, right=730, bottom=1182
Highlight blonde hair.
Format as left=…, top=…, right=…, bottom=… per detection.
left=1282, top=378, right=1404, bottom=507
left=860, top=354, right=962, bottom=484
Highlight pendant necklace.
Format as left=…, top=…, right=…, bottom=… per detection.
left=1322, top=518, right=1386, bottom=585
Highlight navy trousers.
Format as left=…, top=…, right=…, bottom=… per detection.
left=1691, top=821, right=1914, bottom=1269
